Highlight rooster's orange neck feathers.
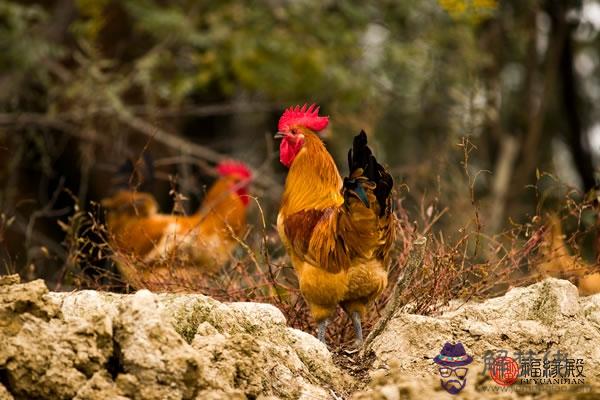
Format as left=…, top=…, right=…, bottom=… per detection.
left=281, top=132, right=343, bottom=214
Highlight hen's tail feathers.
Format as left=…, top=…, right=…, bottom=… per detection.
left=113, top=153, right=154, bottom=191
left=344, top=130, right=393, bottom=216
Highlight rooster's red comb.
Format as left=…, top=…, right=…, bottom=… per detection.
left=216, top=160, right=252, bottom=180
left=278, top=104, right=329, bottom=133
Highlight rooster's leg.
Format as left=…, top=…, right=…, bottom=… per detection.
left=351, top=311, right=363, bottom=345
left=317, top=319, right=330, bottom=344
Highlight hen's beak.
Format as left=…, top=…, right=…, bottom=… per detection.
left=274, top=132, right=285, bottom=139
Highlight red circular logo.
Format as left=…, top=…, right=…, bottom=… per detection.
left=489, top=357, right=519, bottom=386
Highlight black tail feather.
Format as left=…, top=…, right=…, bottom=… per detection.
left=344, top=130, right=393, bottom=215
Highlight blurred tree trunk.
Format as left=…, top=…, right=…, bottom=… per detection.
left=45, top=0, right=77, bottom=42
left=516, top=1, right=567, bottom=190
left=478, top=15, right=522, bottom=234
left=559, top=15, right=596, bottom=192
left=489, top=135, right=520, bottom=233
left=515, top=0, right=594, bottom=193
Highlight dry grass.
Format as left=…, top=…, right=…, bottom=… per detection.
left=58, top=187, right=599, bottom=349
left=21, top=143, right=600, bottom=348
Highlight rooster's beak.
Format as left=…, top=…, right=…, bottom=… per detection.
left=274, top=132, right=286, bottom=139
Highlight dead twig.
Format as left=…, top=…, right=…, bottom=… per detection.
left=10, top=212, right=68, bottom=260
left=362, top=235, right=427, bottom=354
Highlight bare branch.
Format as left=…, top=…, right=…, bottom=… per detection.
left=0, top=109, right=282, bottom=192
left=114, top=107, right=225, bottom=163
left=0, top=112, right=108, bottom=145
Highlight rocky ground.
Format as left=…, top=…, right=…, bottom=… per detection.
left=354, top=278, right=600, bottom=399
left=0, top=274, right=599, bottom=399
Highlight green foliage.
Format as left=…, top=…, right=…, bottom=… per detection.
left=0, top=3, right=63, bottom=105
left=66, top=0, right=376, bottom=104
left=438, top=0, right=498, bottom=23
left=1, top=0, right=496, bottom=117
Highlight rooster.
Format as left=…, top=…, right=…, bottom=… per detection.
left=537, top=214, right=600, bottom=296
left=101, top=160, right=252, bottom=291
left=275, top=104, right=396, bottom=346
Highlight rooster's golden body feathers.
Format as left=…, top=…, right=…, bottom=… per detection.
left=102, top=175, right=248, bottom=291
left=277, top=131, right=395, bottom=324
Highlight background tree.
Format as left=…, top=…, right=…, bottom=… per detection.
left=0, top=0, right=598, bottom=289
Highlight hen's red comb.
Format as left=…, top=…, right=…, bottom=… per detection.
left=216, top=160, right=252, bottom=180
left=278, top=104, right=329, bottom=132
